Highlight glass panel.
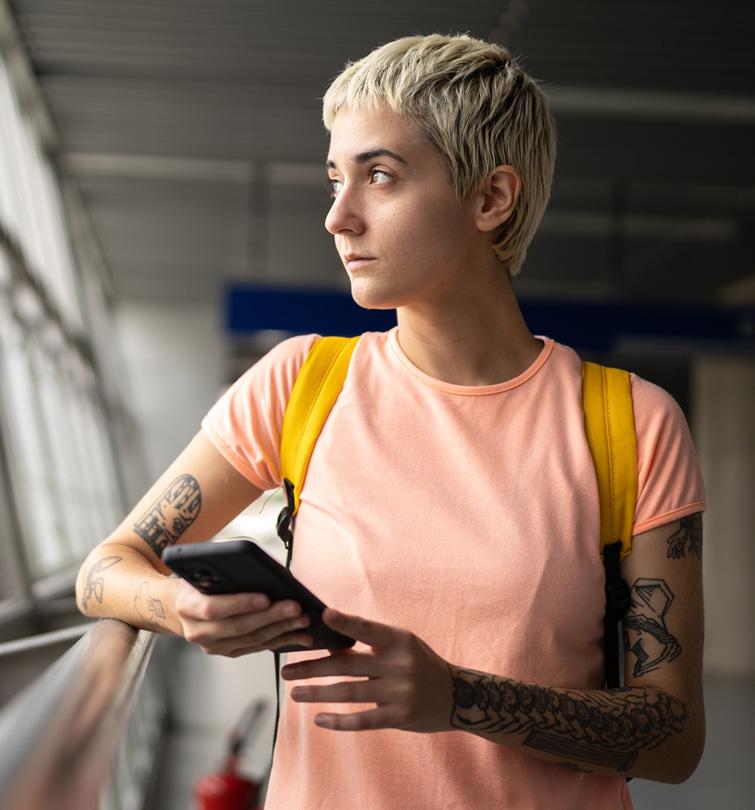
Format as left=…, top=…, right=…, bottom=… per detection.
left=0, top=58, right=22, bottom=241
left=0, top=293, right=67, bottom=575
left=0, top=47, right=134, bottom=584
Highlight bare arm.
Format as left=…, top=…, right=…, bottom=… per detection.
left=282, top=516, right=705, bottom=783
left=76, top=429, right=314, bottom=653
left=447, top=515, right=704, bottom=782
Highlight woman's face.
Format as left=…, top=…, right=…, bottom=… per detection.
left=325, top=106, right=484, bottom=312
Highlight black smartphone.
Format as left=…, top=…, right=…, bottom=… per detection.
left=162, top=539, right=355, bottom=652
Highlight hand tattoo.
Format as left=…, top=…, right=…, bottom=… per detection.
left=134, top=581, right=166, bottom=623
left=623, top=578, right=682, bottom=677
left=133, top=474, right=202, bottom=556
left=450, top=669, right=687, bottom=772
left=667, top=513, right=702, bottom=560
left=81, top=556, right=122, bottom=610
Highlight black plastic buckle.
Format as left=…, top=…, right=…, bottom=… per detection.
left=276, top=507, right=293, bottom=548
left=276, top=478, right=296, bottom=549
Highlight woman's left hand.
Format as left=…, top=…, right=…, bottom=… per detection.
left=280, top=608, right=453, bottom=732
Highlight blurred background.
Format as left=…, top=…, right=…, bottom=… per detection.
left=0, top=1, right=752, bottom=808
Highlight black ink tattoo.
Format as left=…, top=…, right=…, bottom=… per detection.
left=623, top=578, right=682, bottom=677
left=133, top=474, right=202, bottom=556
left=667, top=513, right=702, bottom=560
left=134, top=581, right=166, bottom=623
left=450, top=668, right=687, bottom=772
left=81, top=556, right=122, bottom=610
left=556, top=760, right=596, bottom=773
left=526, top=731, right=636, bottom=771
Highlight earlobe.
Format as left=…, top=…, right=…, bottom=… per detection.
left=475, top=165, right=521, bottom=232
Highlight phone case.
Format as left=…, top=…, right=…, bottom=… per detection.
left=163, top=539, right=355, bottom=652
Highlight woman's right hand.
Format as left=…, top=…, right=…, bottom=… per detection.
left=174, top=579, right=314, bottom=657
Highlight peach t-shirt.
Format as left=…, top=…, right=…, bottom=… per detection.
left=201, top=327, right=705, bottom=810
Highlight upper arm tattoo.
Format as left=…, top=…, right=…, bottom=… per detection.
left=623, top=578, right=682, bottom=677
left=667, top=513, right=702, bottom=560
left=133, top=474, right=202, bottom=556
left=82, top=555, right=122, bottom=610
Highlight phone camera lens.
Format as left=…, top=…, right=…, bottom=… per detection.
left=192, top=567, right=221, bottom=589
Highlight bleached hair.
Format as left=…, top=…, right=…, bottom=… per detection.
left=322, top=33, right=556, bottom=275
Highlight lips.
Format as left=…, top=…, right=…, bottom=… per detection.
left=343, top=253, right=375, bottom=263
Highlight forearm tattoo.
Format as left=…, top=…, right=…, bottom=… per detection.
left=133, top=474, right=202, bottom=556
left=134, top=581, right=166, bottom=623
left=667, top=513, right=702, bottom=560
left=623, top=578, right=682, bottom=677
left=450, top=669, right=687, bottom=772
left=81, top=555, right=122, bottom=610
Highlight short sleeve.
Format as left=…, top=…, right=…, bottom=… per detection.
left=631, top=374, right=706, bottom=535
left=201, top=333, right=320, bottom=491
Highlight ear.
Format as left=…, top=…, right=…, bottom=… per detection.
left=474, top=164, right=522, bottom=232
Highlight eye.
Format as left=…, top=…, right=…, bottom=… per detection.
left=369, top=168, right=392, bottom=184
left=326, top=177, right=342, bottom=199
left=326, top=168, right=393, bottom=199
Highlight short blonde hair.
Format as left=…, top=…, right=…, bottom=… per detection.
left=322, top=33, right=556, bottom=275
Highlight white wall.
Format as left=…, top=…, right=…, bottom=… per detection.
left=115, top=300, right=224, bottom=480
left=693, top=355, right=755, bottom=678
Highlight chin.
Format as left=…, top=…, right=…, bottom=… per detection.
left=348, top=280, right=404, bottom=311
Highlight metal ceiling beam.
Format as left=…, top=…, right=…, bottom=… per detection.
left=63, top=153, right=254, bottom=183
left=549, top=86, right=755, bottom=124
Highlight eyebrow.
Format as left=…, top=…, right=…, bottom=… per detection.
left=326, top=149, right=408, bottom=169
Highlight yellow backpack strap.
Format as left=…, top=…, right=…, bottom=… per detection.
left=582, top=361, right=637, bottom=689
left=276, top=336, right=360, bottom=563
left=582, top=361, right=638, bottom=560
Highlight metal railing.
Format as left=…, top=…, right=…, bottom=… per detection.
left=0, top=619, right=159, bottom=810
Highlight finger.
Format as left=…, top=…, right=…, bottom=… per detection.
left=186, top=612, right=310, bottom=648
left=228, top=632, right=315, bottom=658
left=177, top=586, right=272, bottom=620
left=183, top=600, right=308, bottom=644
left=291, top=679, right=383, bottom=704
left=314, top=707, right=391, bottom=731
left=321, top=609, right=399, bottom=647
left=225, top=602, right=309, bottom=638
left=281, top=651, right=380, bottom=681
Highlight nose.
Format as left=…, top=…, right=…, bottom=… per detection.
left=324, top=183, right=364, bottom=236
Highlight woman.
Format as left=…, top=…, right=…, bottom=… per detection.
left=77, top=33, right=705, bottom=809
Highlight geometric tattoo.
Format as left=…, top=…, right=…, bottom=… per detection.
left=450, top=668, right=687, bottom=772
left=623, top=578, right=682, bottom=677
left=133, top=474, right=201, bottom=556
left=134, top=580, right=166, bottom=623
left=81, top=555, right=122, bottom=610
left=667, top=513, right=703, bottom=560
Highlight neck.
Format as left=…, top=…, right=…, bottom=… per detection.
left=395, top=269, right=541, bottom=387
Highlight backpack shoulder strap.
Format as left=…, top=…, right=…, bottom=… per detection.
left=272, top=334, right=358, bottom=759
left=582, top=360, right=637, bottom=689
left=276, top=336, right=359, bottom=560
left=582, top=361, right=638, bottom=560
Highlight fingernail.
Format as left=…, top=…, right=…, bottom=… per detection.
left=283, top=603, right=300, bottom=617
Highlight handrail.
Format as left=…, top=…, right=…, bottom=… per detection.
left=0, top=620, right=93, bottom=658
left=0, top=618, right=156, bottom=810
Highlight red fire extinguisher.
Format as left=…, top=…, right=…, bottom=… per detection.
left=194, top=700, right=268, bottom=810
